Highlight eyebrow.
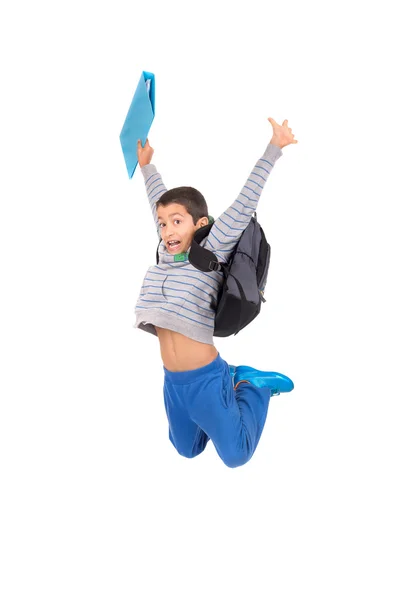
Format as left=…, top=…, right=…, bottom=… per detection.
left=157, top=212, right=184, bottom=221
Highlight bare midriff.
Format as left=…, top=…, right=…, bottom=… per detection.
left=155, top=326, right=218, bottom=372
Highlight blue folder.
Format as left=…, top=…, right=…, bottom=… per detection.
left=120, top=71, right=155, bottom=178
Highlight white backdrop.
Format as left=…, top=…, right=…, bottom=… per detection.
left=1, top=1, right=399, bottom=598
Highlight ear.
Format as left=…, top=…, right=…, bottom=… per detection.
left=197, top=216, right=209, bottom=229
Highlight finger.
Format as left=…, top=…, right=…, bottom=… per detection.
left=283, top=119, right=288, bottom=126
left=268, top=117, right=278, bottom=126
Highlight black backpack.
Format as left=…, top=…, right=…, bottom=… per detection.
left=156, top=212, right=270, bottom=337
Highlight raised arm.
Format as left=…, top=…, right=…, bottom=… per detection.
left=137, top=139, right=167, bottom=236
left=204, top=118, right=298, bottom=260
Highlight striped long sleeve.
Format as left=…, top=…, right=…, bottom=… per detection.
left=140, top=164, right=168, bottom=238
left=204, top=143, right=283, bottom=260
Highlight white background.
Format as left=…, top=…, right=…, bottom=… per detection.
left=1, top=1, right=399, bottom=598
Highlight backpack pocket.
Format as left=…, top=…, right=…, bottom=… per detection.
left=230, top=251, right=260, bottom=304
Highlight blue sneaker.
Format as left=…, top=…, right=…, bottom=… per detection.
left=234, top=366, right=294, bottom=396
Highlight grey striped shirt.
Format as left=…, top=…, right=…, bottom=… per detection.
left=134, top=143, right=283, bottom=344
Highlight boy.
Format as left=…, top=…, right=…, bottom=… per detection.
left=135, top=117, right=298, bottom=468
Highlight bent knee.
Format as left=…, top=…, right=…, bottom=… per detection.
left=220, top=449, right=252, bottom=469
left=169, top=438, right=205, bottom=460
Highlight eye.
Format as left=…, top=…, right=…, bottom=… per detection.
left=159, top=220, right=181, bottom=228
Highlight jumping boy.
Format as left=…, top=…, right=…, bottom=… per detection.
left=135, top=117, right=298, bottom=468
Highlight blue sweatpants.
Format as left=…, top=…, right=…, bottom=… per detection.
left=163, top=353, right=271, bottom=468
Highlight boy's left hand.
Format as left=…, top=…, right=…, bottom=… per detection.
left=268, top=118, right=298, bottom=149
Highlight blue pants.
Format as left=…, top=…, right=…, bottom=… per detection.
left=163, top=353, right=271, bottom=468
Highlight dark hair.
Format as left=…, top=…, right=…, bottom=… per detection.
left=156, top=186, right=209, bottom=226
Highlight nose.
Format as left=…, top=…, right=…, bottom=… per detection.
left=165, top=226, right=176, bottom=239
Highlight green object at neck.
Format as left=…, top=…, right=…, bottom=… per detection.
left=174, top=252, right=188, bottom=262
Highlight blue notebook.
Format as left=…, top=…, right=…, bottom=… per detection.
left=120, top=71, right=155, bottom=178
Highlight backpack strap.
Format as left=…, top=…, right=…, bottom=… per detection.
left=189, top=224, right=222, bottom=272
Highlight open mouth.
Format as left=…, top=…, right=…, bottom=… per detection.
left=167, top=240, right=181, bottom=251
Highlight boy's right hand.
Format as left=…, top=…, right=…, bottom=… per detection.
left=137, top=139, right=154, bottom=167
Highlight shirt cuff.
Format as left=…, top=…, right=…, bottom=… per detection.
left=263, top=143, right=283, bottom=162
left=140, top=163, right=157, bottom=178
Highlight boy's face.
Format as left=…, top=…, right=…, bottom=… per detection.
left=157, top=203, right=208, bottom=255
